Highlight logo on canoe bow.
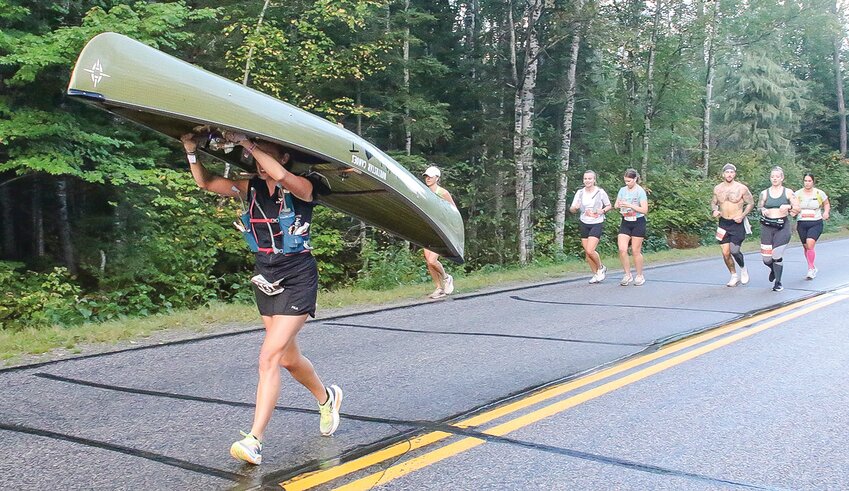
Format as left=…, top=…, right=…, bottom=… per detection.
left=351, top=154, right=387, bottom=180
left=84, top=59, right=111, bottom=87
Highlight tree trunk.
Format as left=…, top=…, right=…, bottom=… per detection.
left=508, top=0, right=523, bottom=263
left=56, top=176, right=77, bottom=275
left=511, top=0, right=543, bottom=265
left=32, top=181, right=45, bottom=258
left=625, top=69, right=637, bottom=160
left=356, top=82, right=363, bottom=136
left=112, top=193, right=124, bottom=255
left=701, top=0, right=718, bottom=177
left=403, top=0, right=412, bottom=156
left=640, top=0, right=662, bottom=182
left=358, top=220, right=369, bottom=272
left=495, top=169, right=506, bottom=264
left=554, top=27, right=583, bottom=253
left=495, top=96, right=506, bottom=265
left=833, top=1, right=847, bottom=156
left=1, top=184, right=14, bottom=259
left=352, top=98, right=370, bottom=270
left=241, top=0, right=270, bottom=87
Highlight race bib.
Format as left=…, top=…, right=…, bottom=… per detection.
left=800, top=210, right=816, bottom=219
left=760, top=244, right=773, bottom=257
left=622, top=208, right=637, bottom=221
left=715, top=227, right=727, bottom=241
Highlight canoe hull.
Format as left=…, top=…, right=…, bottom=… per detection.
left=67, top=33, right=464, bottom=261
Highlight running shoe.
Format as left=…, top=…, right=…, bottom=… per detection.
left=588, top=274, right=600, bottom=284
left=598, top=265, right=607, bottom=281
left=620, top=275, right=633, bottom=286
left=805, top=268, right=814, bottom=280
left=811, top=267, right=818, bottom=279
left=443, top=274, right=455, bottom=294
left=633, top=275, right=645, bottom=286
left=319, top=384, right=343, bottom=436
left=230, top=431, right=262, bottom=465
left=428, top=288, right=446, bottom=299
left=772, top=282, right=783, bottom=292
left=768, top=269, right=775, bottom=282
left=726, top=274, right=739, bottom=287
left=739, top=267, right=749, bottom=285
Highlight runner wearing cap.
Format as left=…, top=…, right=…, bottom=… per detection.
left=710, top=163, right=755, bottom=287
left=422, top=165, right=457, bottom=299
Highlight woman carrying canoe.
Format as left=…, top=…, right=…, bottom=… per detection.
left=181, top=131, right=342, bottom=465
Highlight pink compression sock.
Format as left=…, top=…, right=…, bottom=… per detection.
left=805, top=248, right=816, bottom=269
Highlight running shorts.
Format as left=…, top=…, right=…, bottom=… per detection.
left=253, top=253, right=318, bottom=317
left=579, top=221, right=604, bottom=239
left=618, top=216, right=646, bottom=238
left=760, top=220, right=791, bottom=249
left=717, top=217, right=746, bottom=246
left=797, top=219, right=823, bottom=243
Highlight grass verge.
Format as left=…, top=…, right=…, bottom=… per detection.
left=3, top=229, right=847, bottom=366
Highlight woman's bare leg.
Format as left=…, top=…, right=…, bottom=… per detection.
left=250, top=314, right=312, bottom=440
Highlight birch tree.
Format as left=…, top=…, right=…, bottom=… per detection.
left=832, top=0, right=847, bottom=156
left=701, top=0, right=719, bottom=177
left=510, top=0, right=544, bottom=264
left=640, top=0, right=662, bottom=181
left=554, top=0, right=592, bottom=253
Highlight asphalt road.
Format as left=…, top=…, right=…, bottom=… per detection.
left=2, top=238, right=849, bottom=490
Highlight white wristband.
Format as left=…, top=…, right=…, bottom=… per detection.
left=187, top=153, right=197, bottom=164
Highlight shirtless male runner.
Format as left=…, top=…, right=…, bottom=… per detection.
left=710, top=163, right=755, bottom=287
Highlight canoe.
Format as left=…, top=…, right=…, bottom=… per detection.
left=67, top=32, right=464, bottom=261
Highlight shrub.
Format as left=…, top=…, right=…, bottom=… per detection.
left=355, top=239, right=429, bottom=290
left=647, top=167, right=713, bottom=245
left=0, top=263, right=86, bottom=330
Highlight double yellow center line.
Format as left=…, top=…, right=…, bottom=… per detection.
left=282, top=291, right=847, bottom=490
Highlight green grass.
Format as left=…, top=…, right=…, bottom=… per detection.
left=3, top=229, right=847, bottom=366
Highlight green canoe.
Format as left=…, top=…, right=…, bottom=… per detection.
left=67, top=32, right=464, bottom=261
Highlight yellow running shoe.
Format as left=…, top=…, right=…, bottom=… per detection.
left=230, top=431, right=262, bottom=465
left=319, top=385, right=343, bottom=436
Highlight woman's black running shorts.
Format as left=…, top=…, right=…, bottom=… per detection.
left=618, top=216, right=646, bottom=238
left=579, top=221, right=604, bottom=239
left=253, top=253, right=318, bottom=317
left=797, top=219, right=823, bottom=243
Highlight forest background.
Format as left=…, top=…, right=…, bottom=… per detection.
left=3, top=0, right=849, bottom=330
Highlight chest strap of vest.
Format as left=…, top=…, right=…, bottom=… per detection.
left=245, top=186, right=308, bottom=255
